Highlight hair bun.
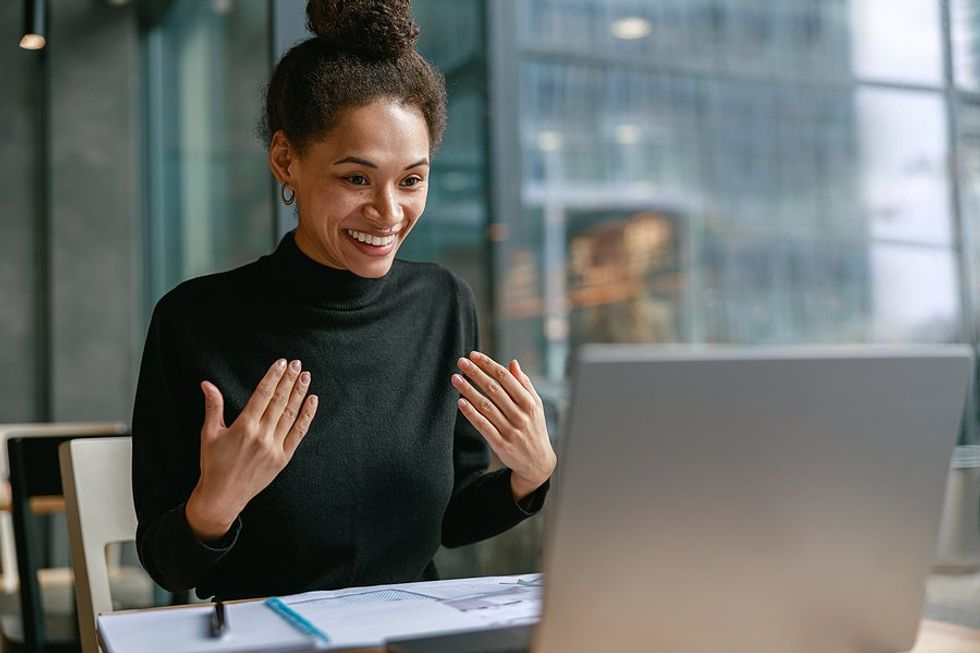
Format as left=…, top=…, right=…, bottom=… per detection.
left=307, top=0, right=420, bottom=60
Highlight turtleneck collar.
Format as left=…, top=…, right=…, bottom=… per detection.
left=263, top=230, right=392, bottom=310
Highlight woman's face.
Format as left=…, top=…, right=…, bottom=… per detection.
left=277, top=99, right=431, bottom=278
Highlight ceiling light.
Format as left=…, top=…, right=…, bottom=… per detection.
left=611, top=16, right=652, bottom=41
left=19, top=33, right=45, bottom=50
left=536, top=131, right=563, bottom=151
left=20, top=0, right=46, bottom=51
left=614, top=124, right=641, bottom=144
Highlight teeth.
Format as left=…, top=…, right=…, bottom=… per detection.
left=346, top=229, right=396, bottom=246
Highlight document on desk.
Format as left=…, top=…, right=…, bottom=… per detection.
left=98, top=599, right=315, bottom=653
left=283, top=573, right=544, bottom=636
left=97, top=574, right=543, bottom=653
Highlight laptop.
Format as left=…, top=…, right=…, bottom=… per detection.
left=392, top=345, right=972, bottom=653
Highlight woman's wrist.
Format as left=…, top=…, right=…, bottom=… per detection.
left=185, top=484, right=239, bottom=544
left=510, top=470, right=548, bottom=503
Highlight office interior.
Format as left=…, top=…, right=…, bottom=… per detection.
left=4, top=0, right=980, bottom=650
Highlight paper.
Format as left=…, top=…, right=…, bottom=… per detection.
left=285, top=574, right=544, bottom=643
left=98, top=574, right=544, bottom=653
left=98, top=600, right=315, bottom=653
left=285, top=599, right=487, bottom=648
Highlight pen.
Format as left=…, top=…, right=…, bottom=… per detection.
left=210, top=599, right=228, bottom=638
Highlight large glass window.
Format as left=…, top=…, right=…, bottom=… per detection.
left=400, top=0, right=494, bottom=333
left=142, top=0, right=274, bottom=310
left=499, top=0, right=971, bottom=392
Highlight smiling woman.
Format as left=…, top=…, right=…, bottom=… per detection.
left=270, top=101, right=431, bottom=278
left=130, top=0, right=555, bottom=602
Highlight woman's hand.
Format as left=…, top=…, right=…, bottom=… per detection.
left=452, top=351, right=557, bottom=502
left=186, top=358, right=318, bottom=543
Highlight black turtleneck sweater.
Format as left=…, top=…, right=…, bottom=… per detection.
left=132, top=232, right=548, bottom=600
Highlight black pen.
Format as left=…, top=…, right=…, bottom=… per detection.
left=210, top=599, right=229, bottom=638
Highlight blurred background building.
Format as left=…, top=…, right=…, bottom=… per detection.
left=4, top=0, right=980, bottom=589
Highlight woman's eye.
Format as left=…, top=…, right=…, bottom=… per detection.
left=347, top=175, right=369, bottom=186
left=403, top=177, right=424, bottom=187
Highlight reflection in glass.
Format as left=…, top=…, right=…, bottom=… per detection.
left=521, top=0, right=856, bottom=82
left=399, top=0, right=492, bottom=330
left=144, top=0, right=273, bottom=303
left=952, top=0, right=980, bottom=90
left=870, top=245, right=961, bottom=342
left=959, top=102, right=980, bottom=342
left=848, top=0, right=943, bottom=85
left=509, top=0, right=962, bottom=386
left=857, top=89, right=951, bottom=246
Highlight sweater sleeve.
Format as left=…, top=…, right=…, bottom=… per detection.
left=441, top=283, right=551, bottom=548
left=132, top=296, right=240, bottom=593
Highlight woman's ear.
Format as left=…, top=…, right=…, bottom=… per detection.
left=268, top=130, right=297, bottom=185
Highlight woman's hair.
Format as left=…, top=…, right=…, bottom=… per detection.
left=261, top=0, right=447, bottom=154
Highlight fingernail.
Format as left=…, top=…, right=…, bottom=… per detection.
left=300, top=371, right=311, bottom=384
left=290, top=359, right=301, bottom=371
left=458, top=357, right=468, bottom=367
left=276, top=358, right=287, bottom=369
left=458, top=398, right=467, bottom=408
left=310, top=395, right=318, bottom=407
left=469, top=351, right=480, bottom=361
left=514, top=359, right=522, bottom=372
left=452, top=374, right=463, bottom=384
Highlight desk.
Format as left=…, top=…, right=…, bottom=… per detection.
left=99, top=575, right=980, bottom=653
left=911, top=619, right=980, bottom=652
left=101, top=609, right=979, bottom=653
left=301, top=621, right=980, bottom=652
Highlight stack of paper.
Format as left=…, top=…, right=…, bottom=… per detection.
left=97, top=574, right=543, bottom=653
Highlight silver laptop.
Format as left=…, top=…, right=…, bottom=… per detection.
left=533, top=345, right=973, bottom=653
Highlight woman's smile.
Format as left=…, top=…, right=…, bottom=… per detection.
left=344, top=228, right=399, bottom=256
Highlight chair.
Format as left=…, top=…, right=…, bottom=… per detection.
left=8, top=434, right=86, bottom=653
left=5, top=429, right=150, bottom=653
left=58, top=438, right=137, bottom=653
left=0, top=424, right=127, bottom=594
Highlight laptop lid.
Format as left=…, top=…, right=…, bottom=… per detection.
left=533, top=345, right=972, bottom=653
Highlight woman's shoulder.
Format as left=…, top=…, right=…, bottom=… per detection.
left=151, top=260, right=263, bottom=321
left=391, top=259, right=476, bottom=307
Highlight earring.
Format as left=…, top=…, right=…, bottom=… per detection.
left=280, top=182, right=295, bottom=206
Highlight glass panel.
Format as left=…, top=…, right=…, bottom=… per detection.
left=145, top=0, right=273, bottom=304
left=509, top=46, right=957, bottom=382
left=400, top=0, right=492, bottom=328
left=520, top=0, right=944, bottom=85
left=952, top=0, right=980, bottom=90
left=961, top=102, right=980, bottom=337
left=857, top=89, right=951, bottom=246
left=869, top=244, right=962, bottom=341
left=848, top=0, right=943, bottom=85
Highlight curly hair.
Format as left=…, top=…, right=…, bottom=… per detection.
left=260, top=0, right=447, bottom=154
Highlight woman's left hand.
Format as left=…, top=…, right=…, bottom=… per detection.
left=453, top=351, right=557, bottom=502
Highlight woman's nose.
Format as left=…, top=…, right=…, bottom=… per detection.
left=366, top=187, right=403, bottom=225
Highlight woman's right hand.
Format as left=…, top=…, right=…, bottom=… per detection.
left=185, top=358, right=318, bottom=543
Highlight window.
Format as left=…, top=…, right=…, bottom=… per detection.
left=142, top=0, right=274, bottom=311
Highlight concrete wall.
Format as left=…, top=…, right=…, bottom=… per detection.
left=0, top=0, right=141, bottom=426
left=49, top=0, right=140, bottom=423
left=0, top=3, right=41, bottom=423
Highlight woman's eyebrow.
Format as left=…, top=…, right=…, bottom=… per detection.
left=334, top=156, right=377, bottom=168
left=332, top=156, right=430, bottom=170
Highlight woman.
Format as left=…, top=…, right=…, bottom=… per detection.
left=132, top=0, right=556, bottom=601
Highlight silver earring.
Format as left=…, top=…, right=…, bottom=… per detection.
left=280, top=183, right=295, bottom=206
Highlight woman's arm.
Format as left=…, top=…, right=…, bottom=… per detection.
left=440, top=412, right=551, bottom=548
left=132, top=300, right=229, bottom=591
left=440, top=287, right=554, bottom=548
left=132, top=299, right=318, bottom=592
